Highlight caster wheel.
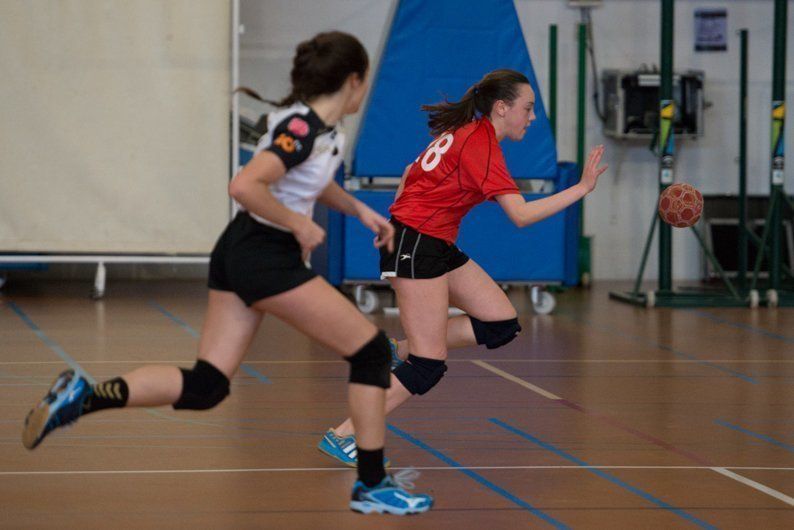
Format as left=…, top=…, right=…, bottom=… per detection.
left=355, top=286, right=379, bottom=314
left=766, top=289, right=779, bottom=308
left=645, top=290, right=656, bottom=308
left=532, top=290, right=556, bottom=315
left=748, top=289, right=759, bottom=308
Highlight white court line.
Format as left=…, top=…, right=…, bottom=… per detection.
left=1, top=465, right=793, bottom=477
left=2, top=358, right=794, bottom=365
left=474, top=359, right=794, bottom=508
left=712, top=467, right=794, bottom=507
left=472, top=360, right=561, bottom=400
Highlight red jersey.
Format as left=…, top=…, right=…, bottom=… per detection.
left=389, top=117, right=520, bottom=243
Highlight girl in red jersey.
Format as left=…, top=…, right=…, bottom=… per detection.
left=319, top=69, right=607, bottom=465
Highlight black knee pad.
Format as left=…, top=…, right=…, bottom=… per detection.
left=173, top=359, right=230, bottom=410
left=345, top=331, right=391, bottom=389
left=393, top=354, right=447, bottom=395
left=470, top=316, right=522, bottom=349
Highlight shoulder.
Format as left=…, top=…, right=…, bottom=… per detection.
left=262, top=104, right=326, bottom=168
left=269, top=104, right=324, bottom=144
left=455, top=119, right=493, bottom=157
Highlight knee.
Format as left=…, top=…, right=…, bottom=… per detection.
left=173, top=359, right=230, bottom=410
left=393, top=355, right=447, bottom=395
left=345, top=331, right=391, bottom=389
left=469, top=316, right=522, bottom=349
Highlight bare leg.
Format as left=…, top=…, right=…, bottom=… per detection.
left=335, top=259, right=517, bottom=436
left=123, top=289, right=263, bottom=407
left=254, top=277, right=385, bottom=450
left=335, top=273, right=449, bottom=436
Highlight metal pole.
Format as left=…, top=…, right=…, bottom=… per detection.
left=549, top=24, right=558, bottom=139
left=738, top=29, right=749, bottom=290
left=658, top=0, right=674, bottom=292
left=769, top=0, right=787, bottom=290
left=576, top=23, right=586, bottom=195
left=576, top=22, right=589, bottom=285
left=633, top=211, right=659, bottom=296
left=231, top=0, right=241, bottom=220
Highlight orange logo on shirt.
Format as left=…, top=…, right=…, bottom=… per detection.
left=274, top=133, right=296, bottom=153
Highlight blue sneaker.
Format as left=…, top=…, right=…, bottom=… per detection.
left=318, top=429, right=390, bottom=468
left=389, top=337, right=404, bottom=369
left=22, top=369, right=92, bottom=449
left=350, top=470, right=433, bottom=515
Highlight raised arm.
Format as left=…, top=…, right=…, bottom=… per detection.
left=496, top=145, right=607, bottom=228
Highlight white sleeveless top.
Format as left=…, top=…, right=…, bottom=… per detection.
left=233, top=102, right=346, bottom=232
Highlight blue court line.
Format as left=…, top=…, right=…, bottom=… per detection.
left=715, top=419, right=794, bottom=453
left=5, top=300, right=244, bottom=433
left=558, top=312, right=757, bottom=384
left=148, top=300, right=270, bottom=384
left=690, top=310, right=794, bottom=345
left=490, top=419, right=718, bottom=530
left=240, top=363, right=271, bottom=384
left=148, top=301, right=200, bottom=338
left=6, top=301, right=95, bottom=384
left=387, top=423, right=570, bottom=529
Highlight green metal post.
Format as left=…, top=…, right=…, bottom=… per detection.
left=769, top=0, right=787, bottom=290
left=577, top=23, right=586, bottom=208
left=738, top=29, right=749, bottom=290
left=658, top=0, right=675, bottom=292
left=549, top=24, right=557, bottom=139
left=576, top=22, right=589, bottom=284
left=633, top=211, right=659, bottom=296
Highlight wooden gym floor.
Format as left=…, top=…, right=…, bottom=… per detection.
left=0, top=279, right=792, bottom=529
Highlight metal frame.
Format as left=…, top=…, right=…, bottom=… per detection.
left=0, top=0, right=241, bottom=298
left=703, top=218, right=794, bottom=279
left=609, top=1, right=786, bottom=309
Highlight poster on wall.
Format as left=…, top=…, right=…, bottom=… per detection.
left=694, top=8, right=728, bottom=52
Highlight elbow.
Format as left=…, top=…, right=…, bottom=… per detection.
left=510, top=213, right=530, bottom=228
left=228, top=178, right=245, bottom=202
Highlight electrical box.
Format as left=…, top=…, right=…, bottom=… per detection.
left=602, top=69, right=704, bottom=140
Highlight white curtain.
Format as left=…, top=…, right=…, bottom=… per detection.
left=0, top=0, right=230, bottom=253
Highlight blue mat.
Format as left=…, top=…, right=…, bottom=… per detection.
left=353, top=0, right=556, bottom=179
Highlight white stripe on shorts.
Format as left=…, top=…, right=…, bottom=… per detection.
left=410, top=234, right=422, bottom=279
left=391, top=227, right=407, bottom=276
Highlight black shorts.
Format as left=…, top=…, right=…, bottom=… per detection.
left=208, top=212, right=317, bottom=306
left=379, top=218, right=469, bottom=280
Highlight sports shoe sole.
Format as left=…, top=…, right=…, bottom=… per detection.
left=317, top=443, right=392, bottom=468
left=350, top=500, right=431, bottom=515
left=317, top=443, right=357, bottom=468
left=21, top=371, right=73, bottom=450
left=22, top=402, right=51, bottom=450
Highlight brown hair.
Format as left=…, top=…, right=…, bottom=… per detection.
left=237, top=31, right=368, bottom=108
left=421, top=69, right=530, bottom=136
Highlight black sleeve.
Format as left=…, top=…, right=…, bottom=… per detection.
left=264, top=114, right=317, bottom=170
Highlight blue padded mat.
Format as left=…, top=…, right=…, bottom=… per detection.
left=353, top=0, right=557, bottom=179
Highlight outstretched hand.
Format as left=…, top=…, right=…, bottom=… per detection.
left=579, top=145, right=608, bottom=193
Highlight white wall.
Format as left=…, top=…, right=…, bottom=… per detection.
left=240, top=0, right=794, bottom=280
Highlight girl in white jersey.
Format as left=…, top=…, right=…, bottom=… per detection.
left=21, top=31, right=432, bottom=516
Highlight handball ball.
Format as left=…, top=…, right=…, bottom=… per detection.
left=658, top=183, right=703, bottom=228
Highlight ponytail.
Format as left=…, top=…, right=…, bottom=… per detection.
left=421, top=85, right=480, bottom=137
left=421, top=69, right=530, bottom=136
